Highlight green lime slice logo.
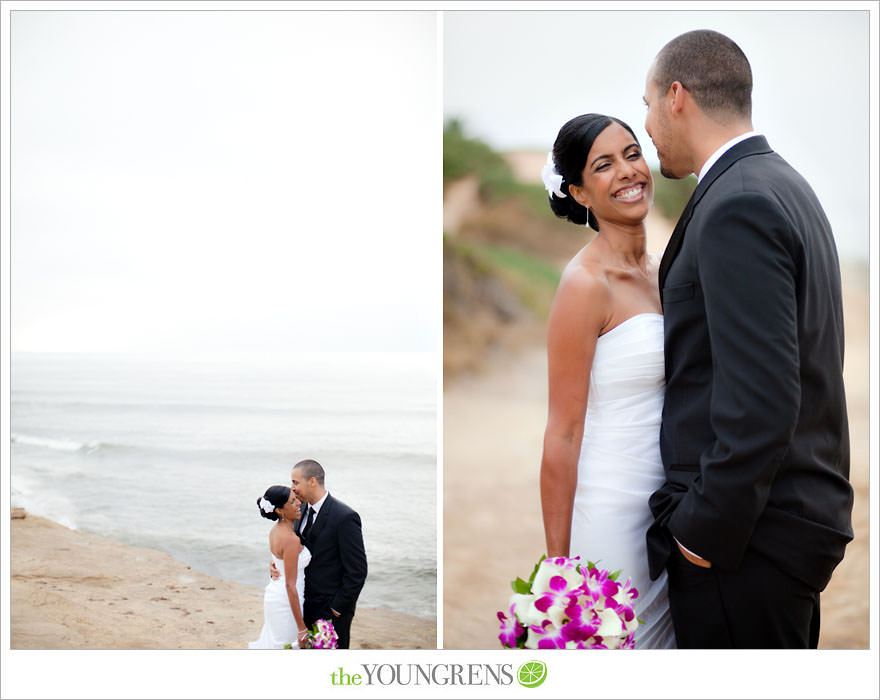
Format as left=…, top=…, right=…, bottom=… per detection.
left=517, top=660, right=547, bottom=688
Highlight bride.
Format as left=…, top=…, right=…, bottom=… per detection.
left=249, top=485, right=311, bottom=649
left=540, top=113, right=676, bottom=648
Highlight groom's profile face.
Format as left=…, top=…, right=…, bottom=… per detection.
left=290, top=467, right=316, bottom=504
left=643, top=66, right=686, bottom=179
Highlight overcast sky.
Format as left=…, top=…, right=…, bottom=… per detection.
left=444, top=9, right=871, bottom=264
left=11, top=10, right=438, bottom=353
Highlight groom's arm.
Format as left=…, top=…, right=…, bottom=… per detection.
left=331, top=510, right=368, bottom=614
left=668, top=193, right=800, bottom=570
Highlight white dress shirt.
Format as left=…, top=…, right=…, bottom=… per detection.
left=698, top=131, right=761, bottom=182
left=309, top=491, right=329, bottom=519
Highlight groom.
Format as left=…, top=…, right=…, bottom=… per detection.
left=284, top=458, right=367, bottom=649
left=643, top=30, right=853, bottom=647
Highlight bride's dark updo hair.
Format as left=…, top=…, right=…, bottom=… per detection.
left=257, top=485, right=290, bottom=521
left=548, top=113, right=640, bottom=231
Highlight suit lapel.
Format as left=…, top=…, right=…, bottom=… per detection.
left=657, top=136, right=773, bottom=295
left=307, top=493, right=334, bottom=546
left=658, top=193, right=696, bottom=297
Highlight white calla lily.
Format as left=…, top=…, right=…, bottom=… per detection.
left=595, top=607, right=624, bottom=639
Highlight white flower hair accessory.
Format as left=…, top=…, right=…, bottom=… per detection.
left=259, top=497, right=275, bottom=514
left=541, top=151, right=567, bottom=199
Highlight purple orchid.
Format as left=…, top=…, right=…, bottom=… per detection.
left=529, top=620, right=570, bottom=649
left=534, top=575, right=579, bottom=616
left=619, top=631, right=637, bottom=649
left=607, top=576, right=639, bottom=623
left=497, top=604, right=525, bottom=648
left=561, top=593, right=602, bottom=643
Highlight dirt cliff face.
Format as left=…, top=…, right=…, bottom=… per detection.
left=443, top=167, right=588, bottom=377
left=443, top=238, right=541, bottom=377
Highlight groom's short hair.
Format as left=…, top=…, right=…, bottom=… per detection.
left=652, top=29, right=752, bottom=122
left=294, top=458, right=325, bottom=486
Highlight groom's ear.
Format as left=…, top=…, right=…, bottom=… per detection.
left=668, top=81, right=686, bottom=117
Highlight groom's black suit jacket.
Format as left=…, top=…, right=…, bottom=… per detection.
left=297, top=493, right=367, bottom=619
left=647, top=136, right=853, bottom=593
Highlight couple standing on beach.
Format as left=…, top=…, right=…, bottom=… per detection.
left=250, top=458, right=367, bottom=649
left=539, top=29, right=853, bottom=648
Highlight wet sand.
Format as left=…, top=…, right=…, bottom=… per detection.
left=10, top=510, right=435, bottom=650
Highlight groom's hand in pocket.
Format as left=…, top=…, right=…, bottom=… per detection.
left=676, top=539, right=712, bottom=568
left=269, top=560, right=280, bottom=580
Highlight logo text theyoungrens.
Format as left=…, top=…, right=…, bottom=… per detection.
left=330, top=664, right=515, bottom=686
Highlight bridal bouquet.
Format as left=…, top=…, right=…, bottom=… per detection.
left=308, top=618, right=339, bottom=649
left=497, top=555, right=639, bottom=649
left=284, top=618, right=339, bottom=649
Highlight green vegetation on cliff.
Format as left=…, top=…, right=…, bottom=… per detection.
left=450, top=237, right=561, bottom=318
left=443, top=119, right=550, bottom=218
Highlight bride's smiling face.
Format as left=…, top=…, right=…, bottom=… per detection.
left=279, top=491, right=302, bottom=521
left=568, top=121, right=653, bottom=226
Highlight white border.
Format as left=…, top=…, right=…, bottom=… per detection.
left=435, top=8, right=445, bottom=653
left=2, top=2, right=878, bottom=699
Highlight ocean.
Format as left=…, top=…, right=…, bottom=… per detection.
left=10, top=351, right=437, bottom=620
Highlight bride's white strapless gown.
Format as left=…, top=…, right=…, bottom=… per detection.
left=569, top=313, right=676, bottom=649
left=249, top=546, right=311, bottom=649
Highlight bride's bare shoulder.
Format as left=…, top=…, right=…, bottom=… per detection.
left=276, top=526, right=301, bottom=559
left=555, top=249, right=612, bottom=307
left=547, top=251, right=612, bottom=340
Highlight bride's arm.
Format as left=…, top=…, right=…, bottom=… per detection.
left=281, top=534, right=307, bottom=638
left=541, top=265, right=607, bottom=558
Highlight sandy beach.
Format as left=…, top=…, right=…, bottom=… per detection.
left=443, top=264, right=870, bottom=650
left=10, top=509, right=435, bottom=650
